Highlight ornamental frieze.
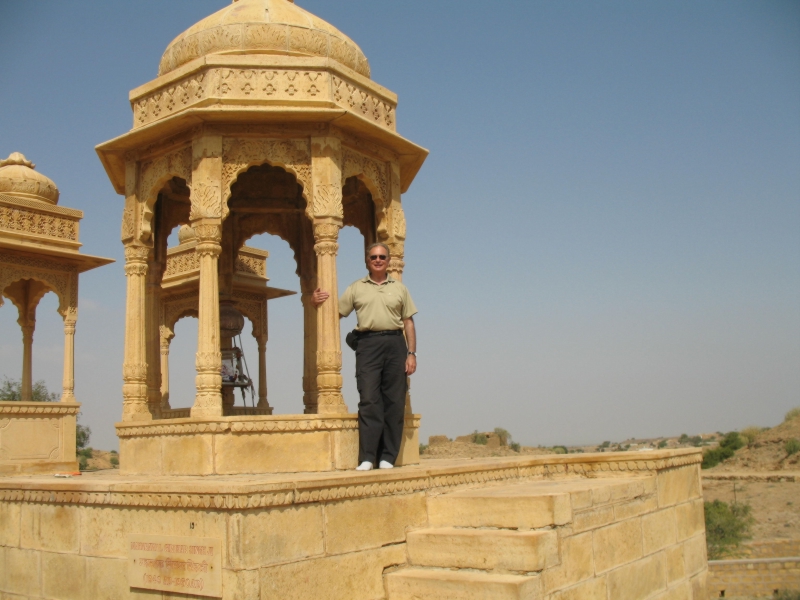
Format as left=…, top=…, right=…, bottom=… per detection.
left=132, top=69, right=396, bottom=133
left=0, top=205, right=79, bottom=241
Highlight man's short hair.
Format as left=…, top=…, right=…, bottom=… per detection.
left=365, top=242, right=390, bottom=259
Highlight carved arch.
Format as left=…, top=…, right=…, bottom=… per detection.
left=161, top=291, right=199, bottom=339
left=0, top=256, right=75, bottom=318
left=341, top=148, right=389, bottom=208
left=138, top=146, right=193, bottom=243
left=221, top=138, right=311, bottom=218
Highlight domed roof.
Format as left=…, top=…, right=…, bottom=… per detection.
left=177, top=224, right=196, bottom=244
left=159, top=0, right=370, bottom=78
left=0, top=152, right=59, bottom=205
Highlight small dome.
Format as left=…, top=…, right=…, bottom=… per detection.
left=0, top=152, right=60, bottom=205
left=177, top=224, right=196, bottom=244
left=159, top=0, right=370, bottom=78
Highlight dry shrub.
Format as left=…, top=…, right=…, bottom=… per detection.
left=785, top=407, right=800, bottom=422
left=740, top=426, right=762, bottom=447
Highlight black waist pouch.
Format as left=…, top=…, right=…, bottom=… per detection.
left=345, top=329, right=360, bottom=351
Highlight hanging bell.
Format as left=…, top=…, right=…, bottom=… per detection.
left=219, top=301, right=245, bottom=338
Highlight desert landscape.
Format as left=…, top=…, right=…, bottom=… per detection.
left=420, top=412, right=800, bottom=541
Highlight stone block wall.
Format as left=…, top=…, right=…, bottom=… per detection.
left=740, top=540, right=800, bottom=559
left=707, top=557, right=800, bottom=598
left=540, top=464, right=708, bottom=599
left=0, top=450, right=706, bottom=599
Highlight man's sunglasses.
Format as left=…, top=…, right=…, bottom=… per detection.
left=369, top=254, right=387, bottom=261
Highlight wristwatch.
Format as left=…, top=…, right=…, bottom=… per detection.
left=407, top=351, right=416, bottom=356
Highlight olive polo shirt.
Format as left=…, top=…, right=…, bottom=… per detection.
left=339, top=275, right=418, bottom=332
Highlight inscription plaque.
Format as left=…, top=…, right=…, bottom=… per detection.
left=129, top=534, right=222, bottom=597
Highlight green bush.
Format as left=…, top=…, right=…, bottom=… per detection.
left=552, top=445, right=568, bottom=454
left=78, top=447, right=93, bottom=459
left=785, top=407, right=800, bottom=422
left=775, top=591, right=800, bottom=600
left=0, top=376, right=59, bottom=402
left=678, top=433, right=690, bottom=444
left=109, top=455, right=119, bottom=467
left=78, top=455, right=88, bottom=471
left=657, top=439, right=668, bottom=449
left=472, top=431, right=488, bottom=445
left=418, top=444, right=428, bottom=455
left=702, top=431, right=746, bottom=469
left=704, top=499, right=754, bottom=559
left=785, top=438, right=800, bottom=456
left=509, top=442, right=521, bottom=452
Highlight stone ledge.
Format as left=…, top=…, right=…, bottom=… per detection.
left=0, top=450, right=700, bottom=510
left=0, top=402, right=81, bottom=416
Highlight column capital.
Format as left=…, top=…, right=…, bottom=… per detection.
left=124, top=245, right=150, bottom=263
left=313, top=220, right=341, bottom=242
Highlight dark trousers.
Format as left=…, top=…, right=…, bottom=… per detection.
left=355, top=334, right=407, bottom=465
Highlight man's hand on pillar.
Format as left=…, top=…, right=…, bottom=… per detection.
left=312, top=287, right=329, bottom=307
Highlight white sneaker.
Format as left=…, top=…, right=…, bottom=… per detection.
left=356, top=461, right=373, bottom=471
left=378, top=460, right=394, bottom=469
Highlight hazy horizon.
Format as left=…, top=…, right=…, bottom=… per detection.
left=1, top=0, right=798, bottom=451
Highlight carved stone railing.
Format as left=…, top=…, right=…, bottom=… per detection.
left=163, top=243, right=266, bottom=287
left=0, top=194, right=81, bottom=249
left=234, top=246, right=267, bottom=280
left=131, top=64, right=397, bottom=133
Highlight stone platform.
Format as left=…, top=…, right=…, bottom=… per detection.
left=0, top=449, right=708, bottom=599
left=116, top=414, right=421, bottom=476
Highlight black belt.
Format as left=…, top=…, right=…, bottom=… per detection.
left=357, top=330, right=403, bottom=339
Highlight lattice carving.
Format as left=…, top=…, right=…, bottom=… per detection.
left=0, top=205, right=78, bottom=241
left=235, top=255, right=264, bottom=277
left=133, top=69, right=395, bottom=132
left=163, top=250, right=200, bottom=277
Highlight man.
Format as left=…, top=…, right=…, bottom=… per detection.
left=312, top=242, right=417, bottom=470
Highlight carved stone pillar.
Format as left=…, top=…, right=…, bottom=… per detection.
left=313, top=221, right=346, bottom=413
left=300, top=225, right=319, bottom=413
left=301, top=288, right=319, bottom=413
left=311, top=136, right=346, bottom=413
left=61, top=317, right=77, bottom=403
left=17, top=322, right=34, bottom=401
left=191, top=222, right=223, bottom=418
left=255, top=335, right=270, bottom=412
left=145, top=253, right=162, bottom=417
left=122, top=245, right=151, bottom=420
left=159, top=332, right=172, bottom=409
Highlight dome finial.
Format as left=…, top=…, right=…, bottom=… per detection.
left=0, top=152, right=35, bottom=169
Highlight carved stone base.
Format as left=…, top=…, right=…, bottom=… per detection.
left=0, top=401, right=80, bottom=476
left=116, top=413, right=421, bottom=476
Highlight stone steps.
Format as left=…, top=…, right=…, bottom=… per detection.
left=406, top=527, right=559, bottom=572
left=427, top=485, right=572, bottom=529
left=386, top=482, right=570, bottom=599
left=385, top=568, right=542, bottom=600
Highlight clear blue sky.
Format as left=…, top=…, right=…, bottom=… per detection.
left=1, top=1, right=798, bottom=451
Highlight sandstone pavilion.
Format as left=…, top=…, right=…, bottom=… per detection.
left=0, top=2, right=709, bottom=599
left=0, top=152, right=112, bottom=475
